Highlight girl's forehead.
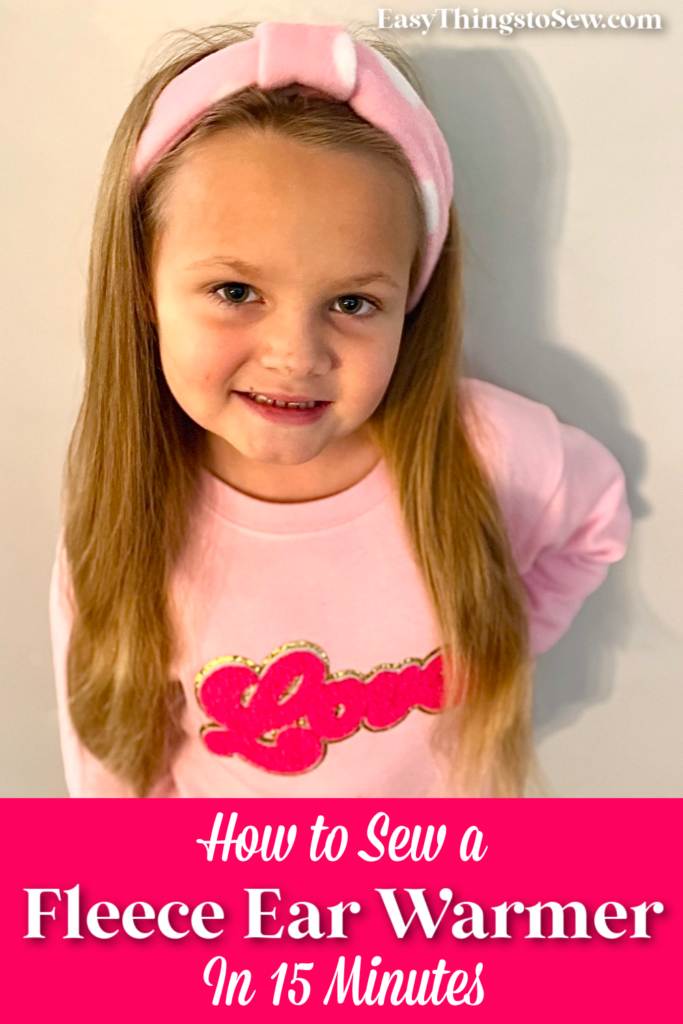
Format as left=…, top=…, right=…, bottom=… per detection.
left=155, top=130, right=420, bottom=268
left=170, top=126, right=403, bottom=179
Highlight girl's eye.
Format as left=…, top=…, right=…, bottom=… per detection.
left=333, top=294, right=378, bottom=317
left=211, top=282, right=259, bottom=305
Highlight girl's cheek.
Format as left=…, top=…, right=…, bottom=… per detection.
left=357, top=336, right=402, bottom=395
left=168, top=330, right=246, bottom=389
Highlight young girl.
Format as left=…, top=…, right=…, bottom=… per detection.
left=50, top=20, right=632, bottom=799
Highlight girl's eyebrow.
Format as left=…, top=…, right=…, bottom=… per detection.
left=185, top=256, right=259, bottom=274
left=339, top=271, right=400, bottom=290
left=185, top=256, right=400, bottom=290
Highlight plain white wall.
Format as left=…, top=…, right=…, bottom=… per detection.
left=1, top=0, right=680, bottom=796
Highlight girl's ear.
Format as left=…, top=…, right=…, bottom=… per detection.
left=140, top=275, right=159, bottom=329
left=149, top=296, right=159, bottom=328
left=142, top=296, right=158, bottom=329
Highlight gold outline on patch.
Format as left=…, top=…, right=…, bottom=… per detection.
left=195, top=639, right=443, bottom=775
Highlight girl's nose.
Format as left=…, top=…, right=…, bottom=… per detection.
left=257, top=307, right=333, bottom=378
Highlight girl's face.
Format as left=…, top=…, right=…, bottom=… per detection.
left=152, top=129, right=418, bottom=493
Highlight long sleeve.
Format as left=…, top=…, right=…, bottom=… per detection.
left=520, top=421, right=632, bottom=656
left=463, top=378, right=632, bottom=657
left=49, top=541, right=177, bottom=797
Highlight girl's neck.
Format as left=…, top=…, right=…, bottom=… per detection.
left=204, top=427, right=383, bottom=503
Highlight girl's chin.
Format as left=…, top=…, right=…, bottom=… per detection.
left=240, top=443, right=331, bottom=467
left=210, top=432, right=334, bottom=469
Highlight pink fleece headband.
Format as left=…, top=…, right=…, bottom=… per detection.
left=133, top=21, right=453, bottom=311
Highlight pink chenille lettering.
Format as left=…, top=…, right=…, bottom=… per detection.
left=196, top=644, right=444, bottom=773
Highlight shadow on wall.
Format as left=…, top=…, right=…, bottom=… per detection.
left=412, top=46, right=649, bottom=741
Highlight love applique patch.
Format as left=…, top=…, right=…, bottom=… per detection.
left=195, top=641, right=444, bottom=774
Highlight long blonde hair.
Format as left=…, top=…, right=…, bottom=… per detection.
left=63, top=23, right=534, bottom=797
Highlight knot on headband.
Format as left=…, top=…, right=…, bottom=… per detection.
left=133, top=21, right=454, bottom=310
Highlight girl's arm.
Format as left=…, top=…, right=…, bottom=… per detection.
left=464, top=378, right=632, bottom=657
left=520, top=419, right=632, bottom=656
left=49, top=542, right=178, bottom=797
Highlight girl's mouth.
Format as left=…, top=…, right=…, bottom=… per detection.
left=234, top=390, right=332, bottom=424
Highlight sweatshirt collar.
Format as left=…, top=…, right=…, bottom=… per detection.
left=198, top=458, right=394, bottom=534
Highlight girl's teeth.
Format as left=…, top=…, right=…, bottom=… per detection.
left=249, top=393, right=318, bottom=409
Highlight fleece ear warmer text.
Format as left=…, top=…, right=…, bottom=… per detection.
left=132, top=21, right=454, bottom=311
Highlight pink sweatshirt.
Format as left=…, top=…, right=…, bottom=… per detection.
left=49, top=379, right=632, bottom=798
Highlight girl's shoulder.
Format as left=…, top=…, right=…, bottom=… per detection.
left=460, top=376, right=630, bottom=579
left=460, top=376, right=565, bottom=506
